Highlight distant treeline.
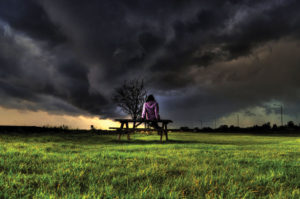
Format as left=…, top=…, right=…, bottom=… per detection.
left=0, top=125, right=115, bottom=135
left=177, top=121, right=300, bottom=133
left=2, top=121, right=300, bottom=134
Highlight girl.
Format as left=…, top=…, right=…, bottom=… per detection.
left=141, top=94, right=161, bottom=129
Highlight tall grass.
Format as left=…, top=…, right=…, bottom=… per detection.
left=0, top=132, right=299, bottom=198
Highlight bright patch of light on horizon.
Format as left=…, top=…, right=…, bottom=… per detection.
left=0, top=107, right=119, bottom=130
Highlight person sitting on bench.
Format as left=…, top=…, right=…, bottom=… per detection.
left=141, top=94, right=161, bottom=130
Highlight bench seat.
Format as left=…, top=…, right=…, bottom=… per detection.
left=111, top=119, right=172, bottom=142
left=109, top=127, right=162, bottom=131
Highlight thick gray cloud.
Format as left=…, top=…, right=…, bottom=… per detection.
left=1, top=0, right=300, bottom=122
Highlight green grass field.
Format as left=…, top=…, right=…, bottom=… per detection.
left=0, top=132, right=300, bottom=198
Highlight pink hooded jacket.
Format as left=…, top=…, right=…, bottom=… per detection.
left=141, top=101, right=160, bottom=120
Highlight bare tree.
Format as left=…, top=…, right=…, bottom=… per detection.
left=112, top=79, right=147, bottom=119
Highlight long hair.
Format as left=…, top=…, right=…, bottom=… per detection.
left=146, top=94, right=155, bottom=102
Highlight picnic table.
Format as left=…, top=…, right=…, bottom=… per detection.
left=110, top=119, right=173, bottom=142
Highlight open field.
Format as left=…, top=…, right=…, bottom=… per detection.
left=0, top=132, right=300, bottom=198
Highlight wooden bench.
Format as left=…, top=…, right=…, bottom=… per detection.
left=111, top=119, right=173, bottom=142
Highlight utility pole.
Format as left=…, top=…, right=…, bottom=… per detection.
left=200, top=120, right=203, bottom=129
left=280, top=104, right=283, bottom=126
left=214, top=119, right=217, bottom=129
left=273, top=103, right=284, bottom=126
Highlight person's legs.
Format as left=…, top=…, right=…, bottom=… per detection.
left=149, top=121, right=159, bottom=129
left=149, top=121, right=162, bottom=135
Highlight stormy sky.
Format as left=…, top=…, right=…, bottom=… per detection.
left=1, top=0, right=300, bottom=127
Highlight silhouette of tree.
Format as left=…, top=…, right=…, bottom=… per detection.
left=193, top=127, right=200, bottom=132
left=262, top=122, right=271, bottom=130
left=112, top=79, right=147, bottom=119
left=180, top=126, right=190, bottom=131
left=287, top=121, right=295, bottom=128
left=219, top=125, right=229, bottom=130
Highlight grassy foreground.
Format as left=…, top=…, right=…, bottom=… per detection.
left=0, top=132, right=300, bottom=199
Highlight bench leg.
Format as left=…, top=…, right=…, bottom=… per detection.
left=126, top=123, right=130, bottom=140
left=165, top=130, right=168, bottom=141
left=118, top=123, right=124, bottom=140
left=127, top=133, right=130, bottom=140
left=164, top=124, right=168, bottom=142
left=160, top=124, right=164, bottom=143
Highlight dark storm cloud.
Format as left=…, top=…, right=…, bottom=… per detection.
left=0, top=0, right=66, bottom=44
left=0, top=20, right=112, bottom=117
left=1, top=0, right=300, bottom=121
